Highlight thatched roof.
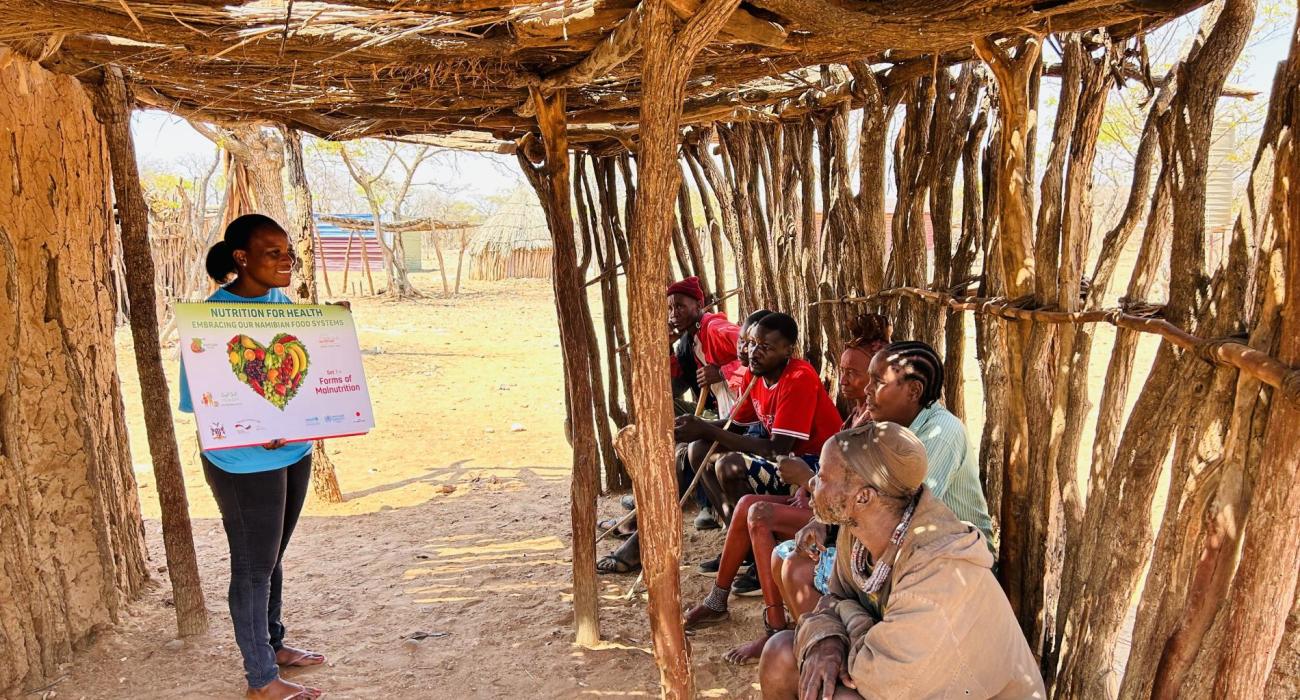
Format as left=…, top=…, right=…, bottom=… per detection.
left=1, top=0, right=1204, bottom=150
left=468, top=196, right=551, bottom=254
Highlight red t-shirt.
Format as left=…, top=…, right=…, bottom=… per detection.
left=731, top=359, right=842, bottom=456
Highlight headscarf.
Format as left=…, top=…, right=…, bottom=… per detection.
left=831, top=421, right=928, bottom=594
left=833, top=421, right=927, bottom=499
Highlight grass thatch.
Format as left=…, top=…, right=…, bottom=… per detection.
left=0, top=0, right=1200, bottom=151
left=468, top=194, right=551, bottom=255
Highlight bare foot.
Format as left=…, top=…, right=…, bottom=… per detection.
left=722, top=633, right=772, bottom=665
left=246, top=677, right=322, bottom=699
left=683, top=603, right=728, bottom=631
left=276, top=645, right=326, bottom=667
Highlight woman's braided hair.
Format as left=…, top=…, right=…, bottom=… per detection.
left=880, top=340, right=945, bottom=408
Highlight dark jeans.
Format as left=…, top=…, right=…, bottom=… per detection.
left=202, top=453, right=311, bottom=689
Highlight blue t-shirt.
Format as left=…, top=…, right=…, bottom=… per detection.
left=179, top=287, right=313, bottom=474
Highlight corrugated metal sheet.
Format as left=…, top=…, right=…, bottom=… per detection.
left=314, top=214, right=386, bottom=272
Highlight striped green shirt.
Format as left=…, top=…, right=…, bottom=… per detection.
left=910, top=403, right=996, bottom=548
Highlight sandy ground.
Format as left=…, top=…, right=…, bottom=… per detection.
left=50, top=271, right=1159, bottom=699
left=54, top=274, right=771, bottom=699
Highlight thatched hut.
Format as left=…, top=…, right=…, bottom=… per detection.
left=468, top=199, right=553, bottom=281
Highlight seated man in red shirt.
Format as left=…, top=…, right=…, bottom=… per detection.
left=674, top=311, right=842, bottom=520
left=668, top=275, right=744, bottom=417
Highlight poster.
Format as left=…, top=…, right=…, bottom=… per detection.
left=176, top=302, right=375, bottom=451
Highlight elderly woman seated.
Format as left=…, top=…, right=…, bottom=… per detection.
left=758, top=422, right=1043, bottom=699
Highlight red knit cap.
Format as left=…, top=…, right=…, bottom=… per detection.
left=666, top=276, right=705, bottom=302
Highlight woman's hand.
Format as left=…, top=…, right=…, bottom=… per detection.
left=330, top=300, right=352, bottom=311
left=789, top=487, right=810, bottom=510
left=795, top=521, right=829, bottom=561
left=799, top=637, right=848, bottom=700
left=263, top=439, right=287, bottom=450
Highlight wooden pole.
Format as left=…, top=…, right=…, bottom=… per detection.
left=89, top=66, right=207, bottom=637
left=622, top=2, right=739, bottom=696
left=283, top=127, right=345, bottom=504
left=519, top=88, right=602, bottom=648
left=973, top=34, right=1042, bottom=635
left=1212, top=16, right=1300, bottom=693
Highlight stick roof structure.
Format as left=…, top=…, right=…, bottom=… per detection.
left=2, top=0, right=1205, bottom=150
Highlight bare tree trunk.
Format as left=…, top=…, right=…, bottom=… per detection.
left=1, top=56, right=150, bottom=695
left=1212, top=15, right=1300, bottom=693
left=944, top=104, right=989, bottom=422
left=283, top=128, right=344, bottom=504
left=518, top=89, right=601, bottom=649
left=974, top=34, right=1042, bottom=637
left=90, top=66, right=207, bottom=637
left=620, top=3, right=739, bottom=695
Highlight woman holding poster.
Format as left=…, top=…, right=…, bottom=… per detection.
left=178, top=214, right=325, bottom=700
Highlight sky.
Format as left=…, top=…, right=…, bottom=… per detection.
left=130, top=6, right=1296, bottom=211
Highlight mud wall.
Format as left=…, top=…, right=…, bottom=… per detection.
left=0, top=50, right=148, bottom=696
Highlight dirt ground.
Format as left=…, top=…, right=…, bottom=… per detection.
left=53, top=274, right=765, bottom=699
left=52, top=271, right=1159, bottom=699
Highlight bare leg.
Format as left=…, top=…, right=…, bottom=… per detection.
left=779, top=552, right=822, bottom=621
left=684, top=494, right=786, bottom=630
left=723, top=501, right=809, bottom=665
left=759, top=630, right=799, bottom=700
left=692, top=441, right=729, bottom=524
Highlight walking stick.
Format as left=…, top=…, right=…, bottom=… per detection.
left=597, top=376, right=759, bottom=544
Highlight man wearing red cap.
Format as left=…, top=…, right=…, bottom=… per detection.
left=667, top=275, right=744, bottom=418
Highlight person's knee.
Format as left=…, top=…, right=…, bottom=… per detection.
left=717, top=454, right=747, bottom=483
left=759, top=630, right=797, bottom=687
left=748, top=501, right=775, bottom=531
left=688, top=439, right=711, bottom=466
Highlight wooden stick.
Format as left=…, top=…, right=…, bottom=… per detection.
left=622, top=376, right=759, bottom=597
left=598, top=376, right=757, bottom=543
left=816, top=285, right=1300, bottom=404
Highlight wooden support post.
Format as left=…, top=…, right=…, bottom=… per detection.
left=972, top=34, right=1041, bottom=638
left=89, top=66, right=207, bottom=637
left=1212, top=16, right=1300, bottom=693
left=620, top=1, right=739, bottom=697
left=518, top=88, right=601, bottom=648
left=283, top=127, right=345, bottom=504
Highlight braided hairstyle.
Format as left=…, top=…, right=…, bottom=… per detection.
left=844, top=313, right=891, bottom=358
left=879, top=340, right=944, bottom=408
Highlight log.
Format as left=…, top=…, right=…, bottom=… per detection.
left=89, top=66, right=207, bottom=637
left=283, top=127, right=345, bottom=504
left=973, top=33, right=1041, bottom=637
left=621, top=1, right=739, bottom=696
left=518, top=88, right=602, bottom=648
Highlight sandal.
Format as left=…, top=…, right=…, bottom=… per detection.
left=596, top=551, right=641, bottom=575
left=596, top=517, right=634, bottom=539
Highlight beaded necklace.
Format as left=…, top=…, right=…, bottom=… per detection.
left=849, top=497, right=917, bottom=594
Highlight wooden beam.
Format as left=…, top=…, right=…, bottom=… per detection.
left=664, top=0, right=788, bottom=47
left=88, top=66, right=208, bottom=638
